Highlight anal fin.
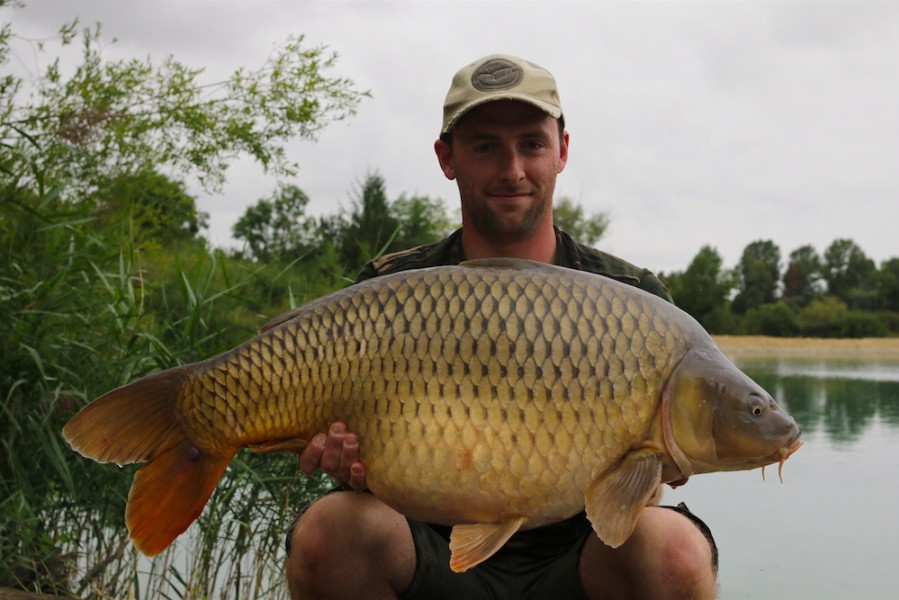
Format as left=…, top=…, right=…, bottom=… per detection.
left=248, top=438, right=309, bottom=455
left=449, top=516, right=526, bottom=573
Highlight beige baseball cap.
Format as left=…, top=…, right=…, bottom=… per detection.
left=441, top=54, right=563, bottom=134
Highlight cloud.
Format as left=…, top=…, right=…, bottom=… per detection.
left=9, top=0, right=899, bottom=273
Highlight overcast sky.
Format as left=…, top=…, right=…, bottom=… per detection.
left=8, top=1, right=899, bottom=274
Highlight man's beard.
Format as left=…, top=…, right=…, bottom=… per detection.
left=468, top=194, right=551, bottom=244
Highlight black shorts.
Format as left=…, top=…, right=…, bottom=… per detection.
left=400, top=513, right=592, bottom=600
left=399, top=504, right=717, bottom=600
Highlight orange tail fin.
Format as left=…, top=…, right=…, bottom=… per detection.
left=62, top=367, right=235, bottom=556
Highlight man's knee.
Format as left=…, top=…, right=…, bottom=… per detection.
left=286, top=493, right=349, bottom=586
left=287, top=492, right=374, bottom=571
left=581, top=505, right=717, bottom=600
left=658, top=523, right=716, bottom=597
left=660, top=503, right=718, bottom=577
left=285, top=492, right=415, bottom=599
left=649, top=506, right=718, bottom=599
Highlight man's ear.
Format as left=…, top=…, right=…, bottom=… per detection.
left=558, top=130, right=570, bottom=174
left=434, top=139, right=456, bottom=181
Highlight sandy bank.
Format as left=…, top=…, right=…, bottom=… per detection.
left=712, top=335, right=899, bottom=360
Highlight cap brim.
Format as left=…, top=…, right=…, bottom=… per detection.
left=442, top=94, right=563, bottom=134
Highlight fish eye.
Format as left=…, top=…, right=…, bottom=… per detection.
left=747, top=393, right=768, bottom=417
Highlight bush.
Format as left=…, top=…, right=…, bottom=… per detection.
left=741, top=302, right=800, bottom=337
left=703, top=305, right=740, bottom=335
left=874, top=311, right=899, bottom=335
left=797, top=296, right=848, bottom=338
left=836, top=311, right=889, bottom=338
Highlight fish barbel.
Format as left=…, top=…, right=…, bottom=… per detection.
left=63, top=258, right=802, bottom=572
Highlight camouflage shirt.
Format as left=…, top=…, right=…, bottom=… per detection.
left=357, top=227, right=672, bottom=303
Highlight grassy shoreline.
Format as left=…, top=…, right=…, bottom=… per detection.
left=713, top=335, right=899, bottom=359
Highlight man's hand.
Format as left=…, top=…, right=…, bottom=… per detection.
left=298, top=421, right=367, bottom=491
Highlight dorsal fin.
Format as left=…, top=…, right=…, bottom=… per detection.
left=459, top=257, right=548, bottom=269
left=259, top=306, right=304, bottom=333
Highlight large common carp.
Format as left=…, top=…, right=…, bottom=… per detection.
left=63, top=259, right=801, bottom=572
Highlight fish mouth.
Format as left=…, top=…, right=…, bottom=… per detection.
left=762, top=436, right=803, bottom=483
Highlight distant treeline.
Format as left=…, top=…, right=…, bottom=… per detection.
left=660, top=241, right=899, bottom=338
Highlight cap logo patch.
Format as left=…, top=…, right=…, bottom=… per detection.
left=471, top=58, right=524, bottom=91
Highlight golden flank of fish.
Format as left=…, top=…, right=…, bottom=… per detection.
left=63, top=259, right=802, bottom=572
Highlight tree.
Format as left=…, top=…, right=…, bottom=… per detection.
left=391, top=194, right=454, bottom=250
left=92, top=170, right=208, bottom=247
left=877, top=257, right=899, bottom=312
left=822, top=239, right=877, bottom=309
left=339, top=172, right=400, bottom=271
left=782, top=245, right=823, bottom=308
left=232, top=184, right=318, bottom=262
left=667, top=245, right=735, bottom=331
left=732, top=240, right=781, bottom=314
left=3, top=16, right=368, bottom=201
left=552, top=197, right=609, bottom=246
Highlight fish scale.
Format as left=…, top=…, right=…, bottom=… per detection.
left=63, top=258, right=802, bottom=571
left=180, top=262, right=679, bottom=519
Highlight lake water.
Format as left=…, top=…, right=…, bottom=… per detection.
left=666, top=353, right=899, bottom=600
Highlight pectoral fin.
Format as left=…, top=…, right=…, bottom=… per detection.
left=584, top=450, right=663, bottom=548
left=449, top=516, right=526, bottom=573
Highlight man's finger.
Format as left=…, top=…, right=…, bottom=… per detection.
left=320, top=422, right=347, bottom=474
left=342, top=433, right=359, bottom=463
left=298, top=433, right=326, bottom=474
left=348, top=462, right=367, bottom=491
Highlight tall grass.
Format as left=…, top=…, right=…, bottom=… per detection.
left=1, top=183, right=337, bottom=597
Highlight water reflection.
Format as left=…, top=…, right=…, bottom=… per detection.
left=669, top=354, right=899, bottom=599
left=734, top=357, right=899, bottom=444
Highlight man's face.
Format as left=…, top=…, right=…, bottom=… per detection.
left=435, top=100, right=569, bottom=244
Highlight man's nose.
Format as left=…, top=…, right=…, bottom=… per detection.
left=499, top=149, right=526, bottom=182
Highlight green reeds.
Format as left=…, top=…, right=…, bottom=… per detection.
left=1, top=186, right=337, bottom=598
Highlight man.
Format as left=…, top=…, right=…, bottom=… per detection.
left=286, top=54, right=718, bottom=599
